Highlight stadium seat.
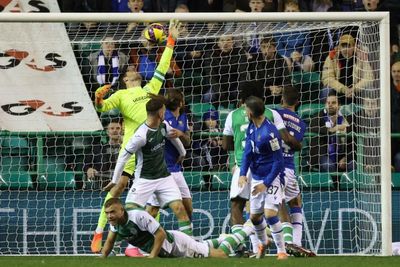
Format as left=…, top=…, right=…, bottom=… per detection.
left=0, top=136, right=30, bottom=155
left=37, top=157, right=76, bottom=189
left=190, top=102, right=216, bottom=118
left=392, top=173, right=400, bottom=188
left=339, top=170, right=378, bottom=190
left=298, top=172, right=333, bottom=189
left=0, top=171, right=33, bottom=190
left=184, top=171, right=231, bottom=191
left=297, top=103, right=324, bottom=122
left=0, top=156, right=30, bottom=172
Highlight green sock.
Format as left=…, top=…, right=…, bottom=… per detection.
left=178, top=220, right=193, bottom=236
left=219, top=230, right=248, bottom=256
left=96, top=192, right=113, bottom=232
left=282, top=222, right=293, bottom=244
left=206, top=238, right=220, bottom=249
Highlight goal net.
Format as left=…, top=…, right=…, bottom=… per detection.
left=0, top=10, right=391, bottom=255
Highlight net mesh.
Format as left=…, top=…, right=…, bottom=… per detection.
left=0, top=19, right=383, bottom=255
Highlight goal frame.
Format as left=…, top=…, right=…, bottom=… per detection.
left=0, top=11, right=391, bottom=256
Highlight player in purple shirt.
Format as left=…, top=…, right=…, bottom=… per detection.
left=146, top=89, right=193, bottom=222
left=275, top=86, right=315, bottom=257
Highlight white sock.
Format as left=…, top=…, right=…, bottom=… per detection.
left=267, top=216, right=285, bottom=254
left=290, top=208, right=303, bottom=246
left=249, top=233, right=259, bottom=253
left=252, top=218, right=268, bottom=246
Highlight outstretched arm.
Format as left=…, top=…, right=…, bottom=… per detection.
left=144, top=19, right=183, bottom=95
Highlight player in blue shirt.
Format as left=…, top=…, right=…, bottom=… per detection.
left=275, top=87, right=315, bottom=257
left=146, top=89, right=193, bottom=221
left=239, top=96, right=287, bottom=260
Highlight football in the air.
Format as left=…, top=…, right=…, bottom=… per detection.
left=143, top=23, right=167, bottom=44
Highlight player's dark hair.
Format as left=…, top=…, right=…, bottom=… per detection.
left=104, top=198, right=123, bottom=209
left=109, top=117, right=122, bottom=125
left=146, top=93, right=166, bottom=116
left=165, top=89, right=184, bottom=111
left=327, top=90, right=338, bottom=98
left=282, top=86, right=299, bottom=106
left=239, top=80, right=265, bottom=103
left=260, top=37, right=276, bottom=47
left=245, top=96, right=265, bottom=117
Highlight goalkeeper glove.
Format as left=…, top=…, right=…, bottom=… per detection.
left=167, top=19, right=182, bottom=47
left=95, top=84, right=111, bottom=109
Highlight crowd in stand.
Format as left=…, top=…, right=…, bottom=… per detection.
left=51, top=0, right=400, bottom=189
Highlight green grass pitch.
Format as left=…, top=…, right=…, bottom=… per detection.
left=0, top=256, right=398, bottom=267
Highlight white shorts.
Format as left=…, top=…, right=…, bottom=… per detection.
left=125, top=175, right=182, bottom=208
left=163, top=230, right=209, bottom=258
left=250, top=177, right=283, bottom=214
left=283, top=168, right=300, bottom=202
left=230, top=166, right=252, bottom=200
left=147, top=172, right=191, bottom=207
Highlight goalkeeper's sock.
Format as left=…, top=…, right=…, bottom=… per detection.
left=290, top=207, right=303, bottom=246
left=267, top=216, right=285, bottom=254
left=96, top=192, right=114, bottom=233
left=282, top=222, right=293, bottom=244
left=178, top=220, right=193, bottom=236
left=252, top=218, right=269, bottom=246
left=219, top=227, right=252, bottom=256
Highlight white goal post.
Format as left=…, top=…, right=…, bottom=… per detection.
left=0, top=11, right=391, bottom=256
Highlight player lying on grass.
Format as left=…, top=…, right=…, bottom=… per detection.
left=101, top=198, right=253, bottom=258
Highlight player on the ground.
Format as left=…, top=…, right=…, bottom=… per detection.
left=91, top=19, right=182, bottom=253
left=239, top=96, right=287, bottom=260
left=274, top=87, right=315, bottom=257
left=222, top=81, right=301, bottom=253
left=146, top=89, right=193, bottom=220
left=111, top=94, right=192, bottom=237
left=101, top=198, right=253, bottom=258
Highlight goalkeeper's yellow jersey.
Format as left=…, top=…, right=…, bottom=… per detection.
left=96, top=46, right=173, bottom=148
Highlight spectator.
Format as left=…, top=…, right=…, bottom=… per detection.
left=249, top=37, right=290, bottom=105
left=87, top=36, right=129, bottom=98
left=309, top=92, right=354, bottom=188
left=273, top=1, right=312, bottom=61
left=83, top=119, right=123, bottom=189
left=347, top=92, right=380, bottom=173
left=192, top=110, right=228, bottom=188
left=124, top=0, right=145, bottom=34
left=288, top=50, right=314, bottom=73
left=143, top=0, right=188, bottom=12
left=357, top=0, right=400, bottom=55
left=203, top=35, right=248, bottom=108
left=391, top=61, right=400, bottom=171
left=321, top=34, right=374, bottom=104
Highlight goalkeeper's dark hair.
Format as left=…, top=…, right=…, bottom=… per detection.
left=146, top=93, right=166, bottom=116
left=245, top=96, right=265, bottom=117
left=239, top=80, right=265, bottom=103
left=165, top=89, right=184, bottom=111
left=282, top=86, right=299, bottom=106
left=104, top=198, right=123, bottom=209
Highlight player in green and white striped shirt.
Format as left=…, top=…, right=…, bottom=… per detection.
left=101, top=198, right=254, bottom=258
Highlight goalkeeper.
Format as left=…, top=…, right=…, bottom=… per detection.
left=91, top=19, right=182, bottom=253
